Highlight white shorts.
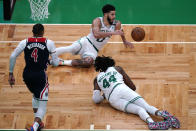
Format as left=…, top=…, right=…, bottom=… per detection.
left=108, top=84, right=142, bottom=112
left=72, top=37, right=98, bottom=60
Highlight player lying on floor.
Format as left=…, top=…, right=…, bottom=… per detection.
left=92, top=56, right=180, bottom=130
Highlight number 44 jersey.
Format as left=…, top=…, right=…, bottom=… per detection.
left=97, top=67, right=125, bottom=100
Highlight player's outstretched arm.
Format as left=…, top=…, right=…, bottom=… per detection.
left=115, top=21, right=134, bottom=49
left=9, top=40, right=26, bottom=88
left=115, top=66, right=136, bottom=91
left=92, top=18, right=114, bottom=39
left=92, top=77, right=105, bottom=104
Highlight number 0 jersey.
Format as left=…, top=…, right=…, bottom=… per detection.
left=97, top=67, right=124, bottom=100
left=24, top=37, right=49, bottom=71
left=87, top=17, right=116, bottom=50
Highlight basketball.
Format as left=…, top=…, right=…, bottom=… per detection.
left=131, top=27, right=145, bottom=42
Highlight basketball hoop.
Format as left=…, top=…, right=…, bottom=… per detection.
left=28, top=0, right=51, bottom=21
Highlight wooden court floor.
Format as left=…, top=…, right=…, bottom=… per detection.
left=0, top=24, right=196, bottom=130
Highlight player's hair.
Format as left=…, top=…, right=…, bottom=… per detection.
left=94, top=56, right=115, bottom=72
left=32, top=23, right=44, bottom=36
left=102, top=4, right=115, bottom=14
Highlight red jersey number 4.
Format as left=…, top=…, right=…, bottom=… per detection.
left=31, top=48, right=38, bottom=62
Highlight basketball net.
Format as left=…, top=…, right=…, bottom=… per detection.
left=28, top=0, right=51, bottom=21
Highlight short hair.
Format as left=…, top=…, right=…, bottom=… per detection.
left=94, top=56, right=115, bottom=72
left=102, top=4, right=115, bottom=14
left=32, top=23, right=44, bottom=35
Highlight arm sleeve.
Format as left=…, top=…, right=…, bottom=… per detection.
left=47, top=39, right=59, bottom=66
left=92, top=90, right=104, bottom=104
left=9, top=40, right=26, bottom=73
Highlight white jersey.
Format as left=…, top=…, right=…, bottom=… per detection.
left=97, top=67, right=124, bottom=100
left=87, top=17, right=116, bottom=50
left=97, top=67, right=141, bottom=112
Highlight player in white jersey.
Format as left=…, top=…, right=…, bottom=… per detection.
left=92, top=56, right=180, bottom=130
left=53, top=4, right=134, bottom=68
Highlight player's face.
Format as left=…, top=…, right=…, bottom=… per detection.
left=107, top=11, right=116, bottom=25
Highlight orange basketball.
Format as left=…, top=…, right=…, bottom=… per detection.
left=131, top=27, right=145, bottom=42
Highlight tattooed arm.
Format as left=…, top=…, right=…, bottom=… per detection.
left=115, top=66, right=136, bottom=91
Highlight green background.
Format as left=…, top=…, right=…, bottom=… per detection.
left=0, top=0, right=196, bottom=24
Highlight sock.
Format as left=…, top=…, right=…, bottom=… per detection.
left=33, top=122, right=39, bottom=131
left=146, top=117, right=154, bottom=123
left=157, top=110, right=164, bottom=117
left=59, top=60, right=72, bottom=66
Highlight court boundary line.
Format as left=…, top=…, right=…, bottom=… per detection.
left=0, top=41, right=196, bottom=44
left=0, top=129, right=139, bottom=131
left=0, top=23, right=196, bottom=26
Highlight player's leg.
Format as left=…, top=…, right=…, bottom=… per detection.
left=49, top=40, right=82, bottom=66
left=124, top=100, right=171, bottom=129
left=33, top=100, right=47, bottom=131
left=58, top=37, right=97, bottom=67
left=71, top=57, right=94, bottom=68
left=134, top=98, right=180, bottom=128
left=32, top=97, right=44, bottom=131
left=23, top=71, right=48, bottom=131
left=110, top=86, right=171, bottom=129
left=132, top=98, right=158, bottom=116
left=110, top=98, right=170, bottom=130
left=59, top=56, right=94, bottom=67
left=109, top=88, right=154, bottom=124
left=55, top=40, right=82, bottom=56
left=125, top=102, right=154, bottom=123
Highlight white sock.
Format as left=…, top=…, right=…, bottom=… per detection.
left=146, top=117, right=154, bottom=123
left=157, top=110, right=164, bottom=116
left=33, top=122, right=39, bottom=131
left=60, top=60, right=72, bottom=66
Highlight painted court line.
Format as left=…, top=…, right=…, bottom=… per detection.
left=0, top=41, right=196, bottom=44
left=0, top=23, right=196, bottom=26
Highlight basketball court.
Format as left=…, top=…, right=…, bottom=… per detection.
left=0, top=0, right=196, bottom=130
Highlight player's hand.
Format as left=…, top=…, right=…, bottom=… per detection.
left=124, top=41, right=134, bottom=48
left=8, top=73, right=15, bottom=88
left=112, top=30, right=124, bottom=35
